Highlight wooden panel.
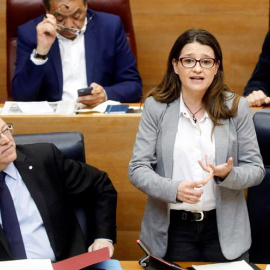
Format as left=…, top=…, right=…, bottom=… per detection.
left=130, top=0, right=269, bottom=95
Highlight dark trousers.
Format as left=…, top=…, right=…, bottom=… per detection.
left=165, top=210, right=249, bottom=262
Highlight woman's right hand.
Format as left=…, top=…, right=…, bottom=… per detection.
left=176, top=170, right=213, bottom=204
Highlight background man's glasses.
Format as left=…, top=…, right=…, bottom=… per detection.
left=56, top=24, right=82, bottom=35
left=0, top=123, right=13, bottom=139
left=54, top=4, right=81, bottom=35
left=53, top=4, right=94, bottom=36
left=56, top=16, right=93, bottom=35
left=178, top=57, right=217, bottom=69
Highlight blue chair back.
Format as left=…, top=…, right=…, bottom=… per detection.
left=247, top=112, right=270, bottom=263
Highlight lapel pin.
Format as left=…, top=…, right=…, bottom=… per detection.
left=29, top=166, right=33, bottom=170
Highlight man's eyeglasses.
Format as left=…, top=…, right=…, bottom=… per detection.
left=0, top=124, right=13, bottom=139
left=178, top=57, right=217, bottom=69
left=56, top=24, right=82, bottom=35
left=54, top=4, right=93, bottom=36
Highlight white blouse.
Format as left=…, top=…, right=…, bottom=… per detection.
left=170, top=95, right=216, bottom=212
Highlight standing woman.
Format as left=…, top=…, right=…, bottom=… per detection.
left=129, top=29, right=265, bottom=262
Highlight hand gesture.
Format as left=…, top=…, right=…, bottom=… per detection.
left=176, top=169, right=213, bottom=204
left=198, top=155, right=233, bottom=179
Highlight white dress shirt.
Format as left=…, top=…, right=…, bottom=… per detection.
left=170, top=95, right=216, bottom=212
left=0, top=163, right=55, bottom=261
left=57, top=24, right=88, bottom=100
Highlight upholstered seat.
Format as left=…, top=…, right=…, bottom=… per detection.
left=14, top=131, right=86, bottom=162
left=6, top=0, right=137, bottom=99
left=247, top=112, right=270, bottom=263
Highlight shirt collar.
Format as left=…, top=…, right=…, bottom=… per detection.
left=179, top=93, right=189, bottom=119
left=3, top=162, right=18, bottom=181
left=179, top=93, right=210, bottom=120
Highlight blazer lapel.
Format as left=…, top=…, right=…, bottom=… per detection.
left=50, top=40, right=63, bottom=92
left=14, top=151, right=56, bottom=251
left=85, top=12, right=97, bottom=86
left=162, top=98, right=180, bottom=178
left=214, top=119, right=229, bottom=165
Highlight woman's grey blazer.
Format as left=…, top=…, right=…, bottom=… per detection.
left=129, top=95, right=265, bottom=260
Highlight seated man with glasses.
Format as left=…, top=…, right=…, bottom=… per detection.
left=0, top=117, right=117, bottom=261
left=11, top=0, right=142, bottom=108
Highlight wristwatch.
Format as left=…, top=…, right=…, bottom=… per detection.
left=33, top=49, right=48, bottom=60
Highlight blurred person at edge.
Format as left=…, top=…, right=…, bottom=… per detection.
left=244, top=30, right=270, bottom=107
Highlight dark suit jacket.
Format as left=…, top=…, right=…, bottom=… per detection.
left=0, top=143, right=117, bottom=261
left=12, top=9, right=142, bottom=102
left=244, top=30, right=270, bottom=96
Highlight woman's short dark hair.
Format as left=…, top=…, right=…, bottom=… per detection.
left=43, top=0, right=88, bottom=10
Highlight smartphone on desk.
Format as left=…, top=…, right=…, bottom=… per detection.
left=77, top=87, right=93, bottom=97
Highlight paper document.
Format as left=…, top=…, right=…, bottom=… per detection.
left=18, top=101, right=53, bottom=114
left=0, top=259, right=53, bottom=270
left=0, top=249, right=111, bottom=270
left=192, top=260, right=254, bottom=269
left=1, top=101, right=76, bottom=115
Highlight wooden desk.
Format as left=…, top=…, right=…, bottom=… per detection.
left=120, top=261, right=267, bottom=269
left=1, top=114, right=146, bottom=260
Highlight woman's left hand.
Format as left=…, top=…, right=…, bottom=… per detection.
left=198, top=155, right=233, bottom=179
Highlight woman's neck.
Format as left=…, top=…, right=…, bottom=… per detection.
left=182, top=92, right=204, bottom=110
left=182, top=91, right=205, bottom=124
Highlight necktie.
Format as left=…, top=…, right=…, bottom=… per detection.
left=0, top=171, right=27, bottom=259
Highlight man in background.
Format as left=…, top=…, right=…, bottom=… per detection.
left=12, top=0, right=142, bottom=108
left=244, top=30, right=270, bottom=107
left=0, top=117, right=117, bottom=261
